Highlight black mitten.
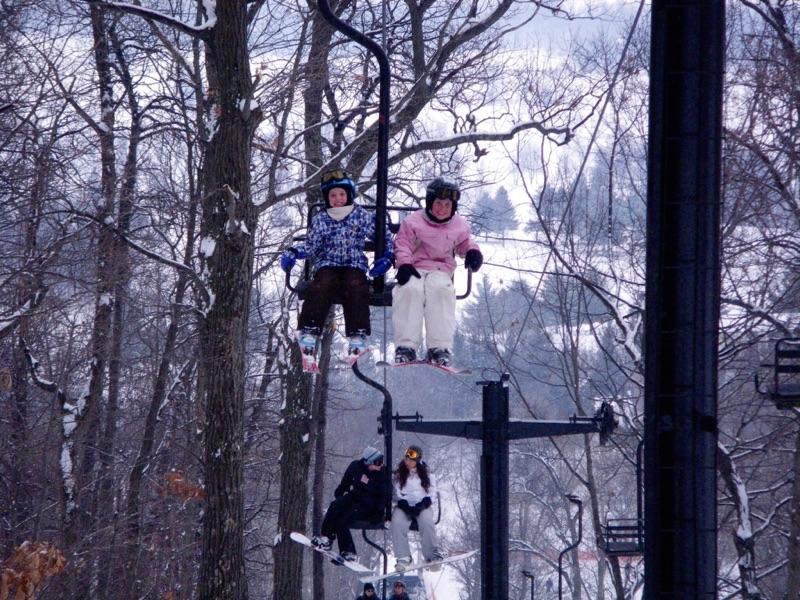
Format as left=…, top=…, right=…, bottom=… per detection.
left=396, top=264, right=421, bottom=286
left=397, top=499, right=413, bottom=515
left=465, top=249, right=483, bottom=272
left=416, top=497, right=432, bottom=511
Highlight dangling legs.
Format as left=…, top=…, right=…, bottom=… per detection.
left=298, top=267, right=338, bottom=335
left=390, top=506, right=413, bottom=568
left=423, top=271, right=456, bottom=362
left=392, top=272, right=425, bottom=361
left=415, top=507, right=440, bottom=561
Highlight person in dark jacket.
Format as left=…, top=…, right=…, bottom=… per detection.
left=356, top=581, right=381, bottom=600
left=388, top=580, right=410, bottom=600
left=311, top=446, right=389, bottom=561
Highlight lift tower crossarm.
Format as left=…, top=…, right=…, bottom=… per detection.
left=393, top=375, right=615, bottom=600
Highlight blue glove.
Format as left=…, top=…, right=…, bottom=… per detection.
left=369, top=253, right=393, bottom=278
left=280, top=247, right=305, bottom=272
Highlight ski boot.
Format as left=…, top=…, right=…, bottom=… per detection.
left=340, top=551, right=358, bottom=562
left=394, top=346, right=416, bottom=364
left=345, top=331, right=369, bottom=365
left=298, top=328, right=319, bottom=372
left=426, top=347, right=452, bottom=367
left=310, top=535, right=333, bottom=551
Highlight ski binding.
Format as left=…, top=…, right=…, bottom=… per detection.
left=290, top=532, right=371, bottom=574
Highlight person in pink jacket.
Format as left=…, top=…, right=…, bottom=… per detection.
left=392, top=178, right=483, bottom=366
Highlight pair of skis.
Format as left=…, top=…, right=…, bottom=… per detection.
left=290, top=532, right=475, bottom=583
left=297, top=335, right=470, bottom=375
left=298, top=334, right=370, bottom=374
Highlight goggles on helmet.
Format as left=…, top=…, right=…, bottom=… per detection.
left=432, top=187, right=460, bottom=202
left=321, top=169, right=350, bottom=183
left=404, top=447, right=421, bottom=461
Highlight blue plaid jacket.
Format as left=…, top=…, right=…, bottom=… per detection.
left=304, top=206, right=394, bottom=273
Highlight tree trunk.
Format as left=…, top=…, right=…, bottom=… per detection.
left=197, top=2, right=259, bottom=599
left=786, top=427, right=800, bottom=599
left=96, top=29, right=142, bottom=597
left=67, top=7, right=118, bottom=596
left=303, top=1, right=334, bottom=177
left=312, top=324, right=335, bottom=599
left=718, top=442, right=763, bottom=599
left=273, top=344, right=314, bottom=598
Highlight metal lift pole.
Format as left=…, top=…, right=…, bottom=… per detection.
left=645, top=1, right=724, bottom=598
left=316, top=0, right=390, bottom=298
left=395, top=374, right=614, bottom=600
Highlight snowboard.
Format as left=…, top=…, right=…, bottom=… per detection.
left=290, top=532, right=372, bottom=574
left=375, top=360, right=471, bottom=375
left=359, top=549, right=478, bottom=583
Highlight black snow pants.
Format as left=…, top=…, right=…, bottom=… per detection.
left=321, top=493, right=380, bottom=554
left=298, top=266, right=371, bottom=336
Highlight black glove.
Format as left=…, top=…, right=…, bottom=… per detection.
left=397, top=499, right=413, bottom=515
left=465, top=249, right=483, bottom=272
left=415, top=497, right=432, bottom=511
left=396, top=264, right=421, bottom=286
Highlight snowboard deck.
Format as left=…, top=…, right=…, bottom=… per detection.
left=290, top=532, right=372, bottom=574
left=375, top=360, right=471, bottom=375
left=360, top=549, right=478, bottom=583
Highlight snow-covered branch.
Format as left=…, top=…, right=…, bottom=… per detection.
left=718, top=441, right=764, bottom=599
left=23, top=341, right=80, bottom=515
left=722, top=296, right=795, bottom=336
left=0, top=286, right=48, bottom=341
left=393, top=120, right=573, bottom=164
left=87, top=1, right=215, bottom=40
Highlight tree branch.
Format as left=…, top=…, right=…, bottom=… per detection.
left=87, top=1, right=213, bottom=40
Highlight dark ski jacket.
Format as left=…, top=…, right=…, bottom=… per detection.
left=356, top=595, right=383, bottom=600
left=335, top=459, right=389, bottom=520
left=388, top=593, right=410, bottom=600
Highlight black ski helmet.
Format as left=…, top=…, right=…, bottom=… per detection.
left=320, top=169, right=357, bottom=208
left=425, top=177, right=460, bottom=223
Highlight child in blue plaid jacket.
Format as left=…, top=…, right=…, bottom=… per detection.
left=281, top=170, right=394, bottom=356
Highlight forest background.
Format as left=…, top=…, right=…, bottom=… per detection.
left=0, top=0, right=798, bottom=599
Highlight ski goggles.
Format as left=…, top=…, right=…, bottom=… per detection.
left=404, top=447, right=421, bottom=461
left=432, top=187, right=460, bottom=201
left=321, top=169, right=351, bottom=183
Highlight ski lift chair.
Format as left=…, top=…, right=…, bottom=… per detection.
left=285, top=204, right=474, bottom=306
left=755, top=337, right=800, bottom=410
left=601, top=518, right=644, bottom=557
left=601, top=439, right=644, bottom=557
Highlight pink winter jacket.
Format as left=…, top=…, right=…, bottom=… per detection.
left=394, top=210, right=480, bottom=276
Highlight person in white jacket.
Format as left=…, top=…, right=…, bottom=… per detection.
left=390, top=445, right=445, bottom=571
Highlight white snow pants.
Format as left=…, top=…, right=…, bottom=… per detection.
left=392, top=269, right=456, bottom=351
left=390, top=505, right=438, bottom=561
